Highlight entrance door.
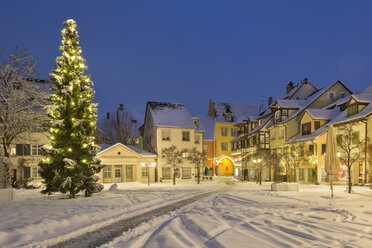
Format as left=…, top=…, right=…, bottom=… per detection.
left=114, top=166, right=122, bottom=183
left=126, top=165, right=133, bottom=182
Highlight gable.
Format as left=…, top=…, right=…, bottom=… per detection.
left=98, top=143, right=141, bottom=158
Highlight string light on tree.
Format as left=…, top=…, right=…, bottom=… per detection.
left=39, top=19, right=103, bottom=198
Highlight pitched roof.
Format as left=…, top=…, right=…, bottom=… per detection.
left=211, top=101, right=261, bottom=124
left=305, top=109, right=336, bottom=120
left=281, top=81, right=351, bottom=124
left=198, top=116, right=215, bottom=141
left=147, top=101, right=196, bottom=128
left=98, top=143, right=157, bottom=157
left=274, top=99, right=307, bottom=109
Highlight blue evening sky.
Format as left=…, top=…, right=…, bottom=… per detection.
left=1, top=0, right=372, bottom=119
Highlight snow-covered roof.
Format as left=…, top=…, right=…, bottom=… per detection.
left=305, top=109, right=335, bottom=120
left=211, top=101, right=261, bottom=124
left=332, top=91, right=372, bottom=125
left=274, top=99, right=307, bottom=109
left=147, top=101, right=196, bottom=128
left=281, top=81, right=351, bottom=124
left=126, top=145, right=157, bottom=157
left=98, top=143, right=157, bottom=157
left=198, top=116, right=215, bottom=141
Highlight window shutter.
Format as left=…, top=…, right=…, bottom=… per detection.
left=16, top=144, right=23, bottom=156
left=24, top=167, right=31, bottom=178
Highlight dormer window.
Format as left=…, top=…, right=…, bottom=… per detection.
left=347, top=104, right=358, bottom=116
left=302, top=122, right=311, bottom=135
left=224, top=113, right=233, bottom=122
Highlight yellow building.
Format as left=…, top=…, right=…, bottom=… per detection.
left=269, top=80, right=352, bottom=181
left=207, top=100, right=261, bottom=176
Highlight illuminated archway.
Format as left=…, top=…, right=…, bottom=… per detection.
left=216, top=156, right=235, bottom=176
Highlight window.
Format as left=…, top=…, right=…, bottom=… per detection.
left=309, top=144, right=314, bottom=155
left=162, top=129, right=171, bottom=141
left=103, top=165, right=111, bottom=178
left=308, top=168, right=313, bottom=182
left=340, top=92, right=346, bottom=98
left=275, top=111, right=281, bottom=123
left=31, top=144, right=44, bottom=156
left=162, top=167, right=171, bottom=179
left=24, top=167, right=31, bottom=178
left=10, top=147, right=16, bottom=156
left=203, top=145, right=209, bottom=152
left=142, top=167, right=149, bottom=177
left=352, top=131, right=360, bottom=144
left=329, top=92, right=335, bottom=100
left=347, top=105, right=358, bottom=116
left=182, top=167, right=191, bottom=179
left=194, top=135, right=200, bottom=144
left=321, top=144, right=326, bottom=155
left=221, top=128, right=228, bottom=136
left=282, top=109, right=288, bottom=118
left=278, top=128, right=284, bottom=139
left=231, top=128, right=237, bottom=137
left=221, top=142, right=228, bottom=151
left=299, top=168, right=305, bottom=181
left=314, top=121, right=320, bottom=130
left=302, top=122, right=311, bottom=135
left=182, top=131, right=190, bottom=141
left=16, top=144, right=30, bottom=156
left=31, top=167, right=39, bottom=178
left=271, top=130, right=277, bottom=140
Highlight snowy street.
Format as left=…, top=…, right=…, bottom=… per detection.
left=102, top=183, right=372, bottom=248
left=1, top=181, right=372, bottom=247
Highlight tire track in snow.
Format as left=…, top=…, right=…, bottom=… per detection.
left=49, top=186, right=230, bottom=248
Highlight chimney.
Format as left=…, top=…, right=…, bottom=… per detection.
left=286, top=81, right=293, bottom=94
left=119, top=103, right=124, bottom=111
left=268, top=97, right=273, bottom=106
left=106, top=112, right=110, bottom=120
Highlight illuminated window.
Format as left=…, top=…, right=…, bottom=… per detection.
left=347, top=105, right=358, bottom=116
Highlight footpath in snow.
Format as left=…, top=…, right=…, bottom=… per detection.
left=0, top=182, right=225, bottom=248
left=102, top=182, right=372, bottom=248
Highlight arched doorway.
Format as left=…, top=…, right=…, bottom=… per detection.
left=217, top=157, right=234, bottom=176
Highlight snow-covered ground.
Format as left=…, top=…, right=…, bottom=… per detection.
left=0, top=182, right=225, bottom=248
left=1, top=181, right=372, bottom=248
left=102, top=182, right=372, bottom=248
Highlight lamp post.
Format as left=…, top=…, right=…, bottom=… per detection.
left=253, top=159, right=262, bottom=185
left=141, top=162, right=156, bottom=186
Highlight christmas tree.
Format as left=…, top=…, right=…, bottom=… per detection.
left=40, top=19, right=103, bottom=198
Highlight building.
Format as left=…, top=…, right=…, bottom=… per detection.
left=268, top=80, right=352, bottom=182
left=207, top=100, right=261, bottom=176
left=96, top=143, right=157, bottom=184
left=142, top=101, right=203, bottom=182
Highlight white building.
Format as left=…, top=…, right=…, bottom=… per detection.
left=142, top=101, right=203, bottom=182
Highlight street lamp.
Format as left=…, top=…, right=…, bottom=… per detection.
left=253, top=159, right=262, bottom=185
left=141, top=162, right=156, bottom=186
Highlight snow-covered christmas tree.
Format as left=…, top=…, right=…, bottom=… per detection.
left=39, top=19, right=103, bottom=198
